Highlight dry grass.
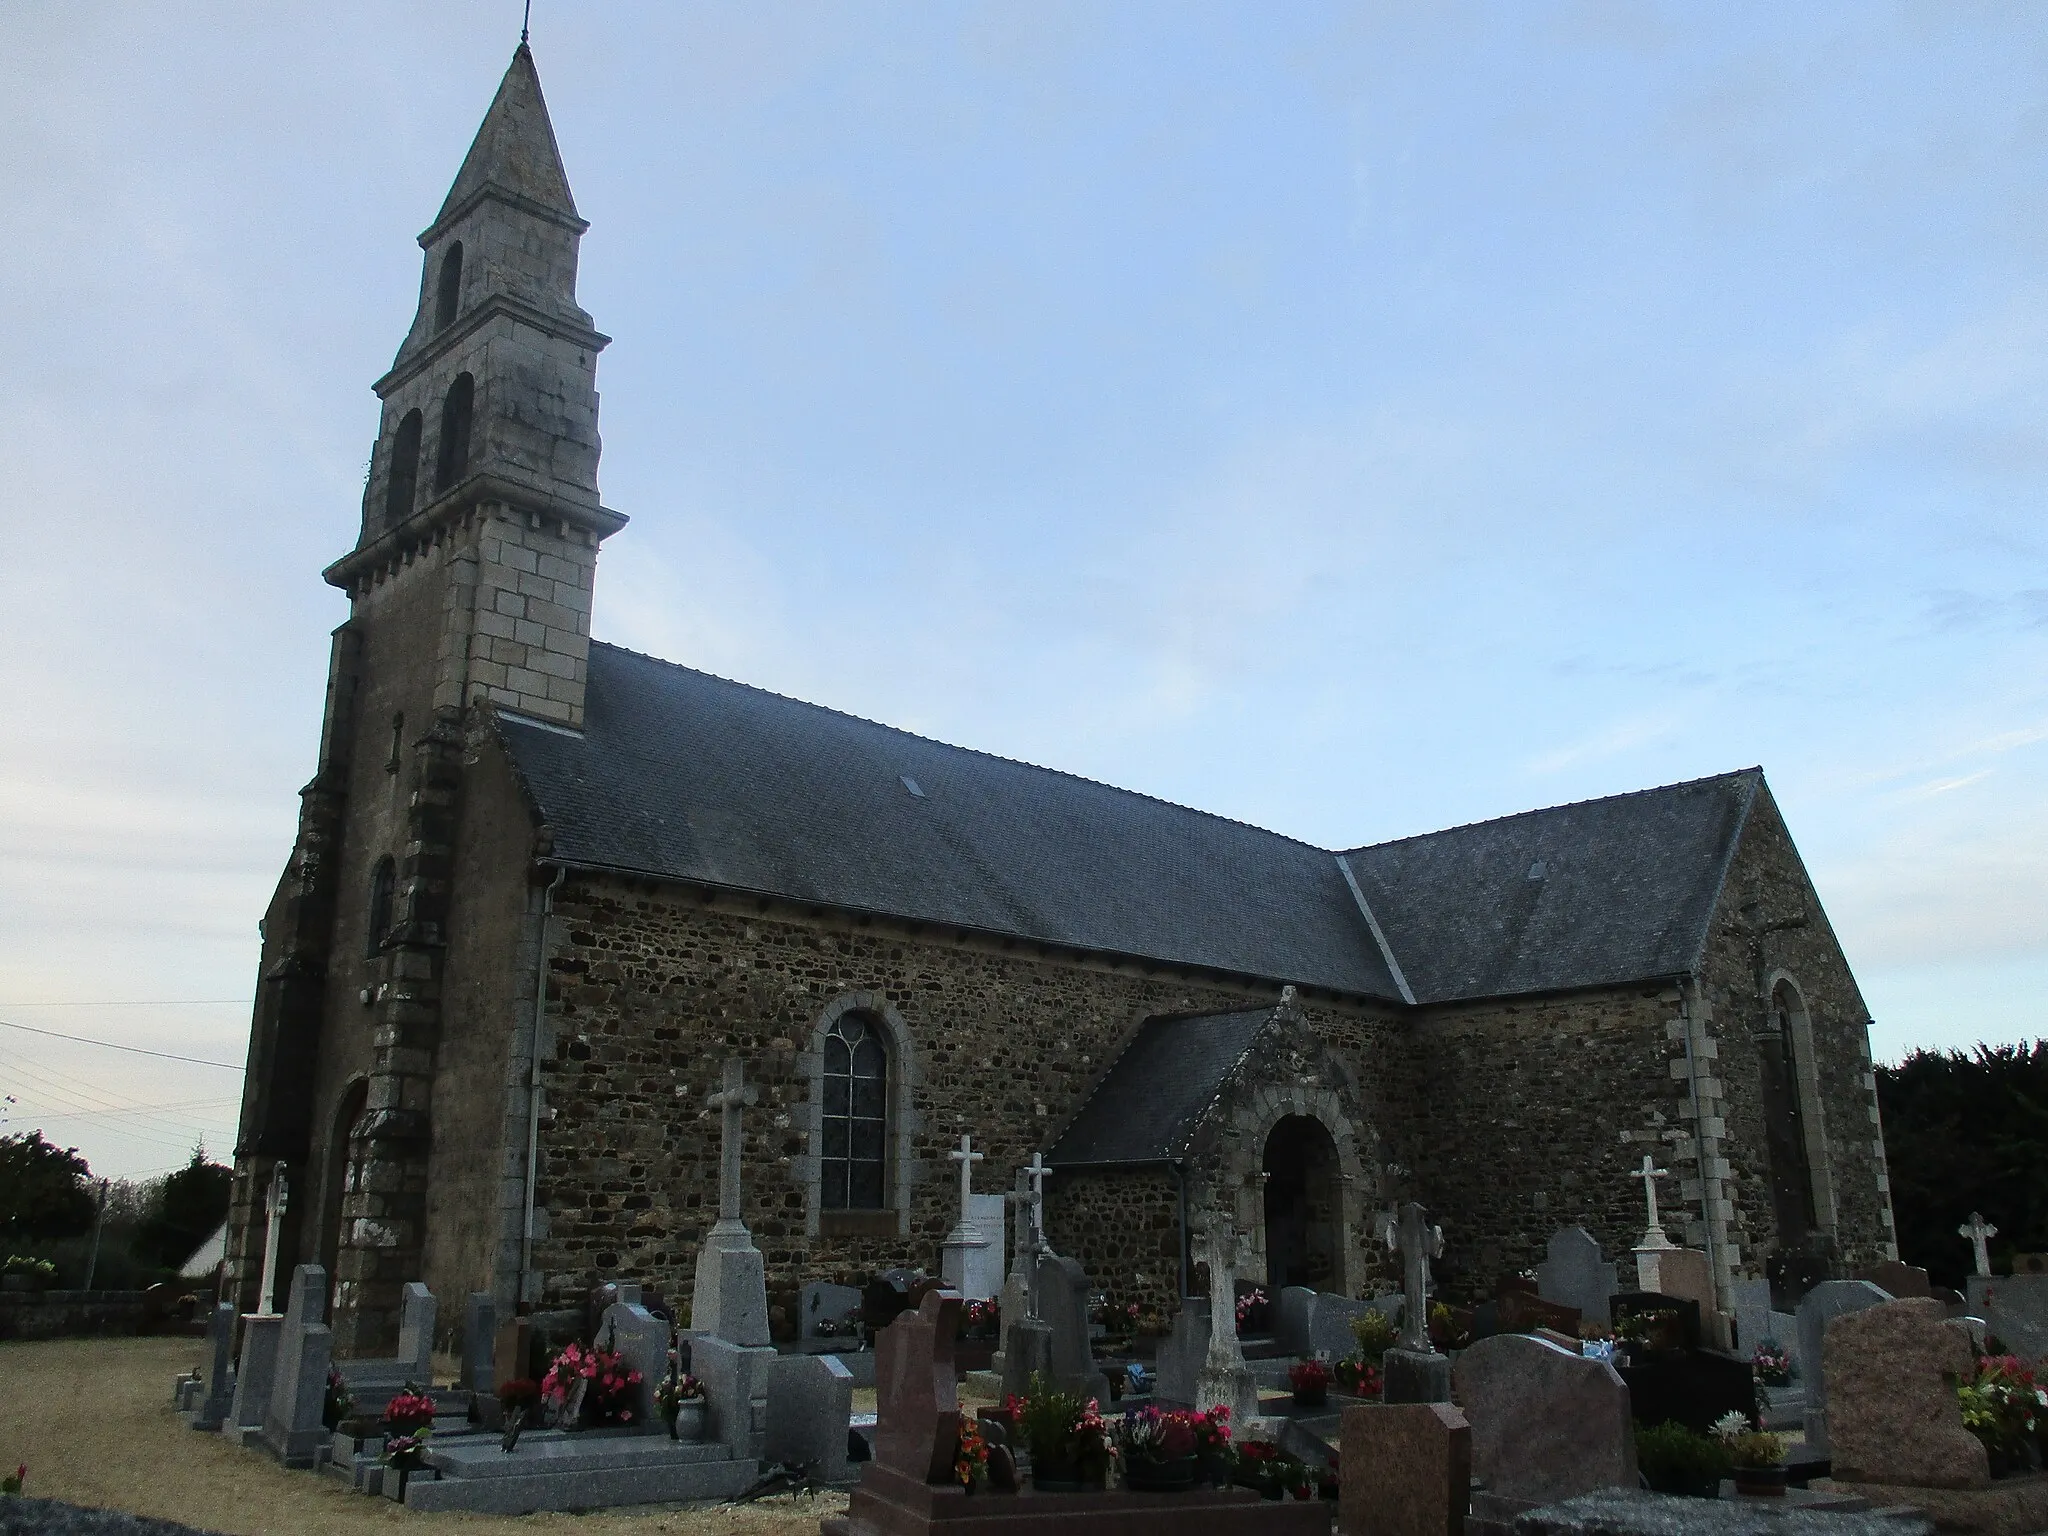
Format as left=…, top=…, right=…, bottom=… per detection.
left=0, top=1336, right=845, bottom=1536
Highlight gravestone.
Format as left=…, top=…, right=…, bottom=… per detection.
left=1965, top=1273, right=2048, bottom=1361
left=600, top=1301, right=670, bottom=1430
left=1612, top=1291, right=1701, bottom=1352
left=1497, top=1289, right=1581, bottom=1339
left=1276, top=1286, right=1372, bottom=1361
left=1035, top=1251, right=1112, bottom=1406
left=1340, top=1401, right=1471, bottom=1536
left=1379, top=1201, right=1452, bottom=1404
left=1857, top=1261, right=1931, bottom=1300
left=188, top=1302, right=236, bottom=1431
left=939, top=1134, right=995, bottom=1301
left=229, top=1313, right=281, bottom=1441
left=1153, top=1296, right=1210, bottom=1405
left=1454, top=1333, right=1635, bottom=1527
left=965, top=1192, right=1006, bottom=1298
left=766, top=1351, right=856, bottom=1482
left=1732, top=1277, right=1797, bottom=1360
left=1634, top=1248, right=1712, bottom=1312
left=694, top=1060, right=770, bottom=1346
left=874, top=1288, right=962, bottom=1483
left=1537, top=1226, right=1618, bottom=1325
left=261, top=1263, right=333, bottom=1468
left=801, top=1281, right=863, bottom=1341
left=493, top=1315, right=534, bottom=1388
left=694, top=1334, right=777, bottom=1460
left=1191, top=1224, right=1259, bottom=1426
left=1826, top=1298, right=1988, bottom=1489
left=396, top=1281, right=435, bottom=1380
left=460, top=1292, right=495, bottom=1393
left=1796, top=1279, right=1892, bottom=1456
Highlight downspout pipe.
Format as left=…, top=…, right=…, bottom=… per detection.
left=519, top=864, right=565, bottom=1308
left=1675, top=973, right=1722, bottom=1310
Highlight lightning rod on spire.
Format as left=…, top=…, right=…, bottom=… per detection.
left=521, top=0, right=532, bottom=45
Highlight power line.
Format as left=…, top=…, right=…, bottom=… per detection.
left=0, top=1000, right=244, bottom=1008
left=0, top=1018, right=242, bottom=1071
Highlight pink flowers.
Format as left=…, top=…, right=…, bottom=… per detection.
left=542, top=1341, right=644, bottom=1427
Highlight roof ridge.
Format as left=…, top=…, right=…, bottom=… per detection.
left=1342, top=767, right=1765, bottom=857
left=586, top=639, right=1345, bottom=856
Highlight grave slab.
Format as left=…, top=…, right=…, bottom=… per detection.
left=412, top=1428, right=755, bottom=1513
left=1513, top=1487, right=1933, bottom=1535
left=1813, top=1474, right=2048, bottom=1536
left=1340, top=1401, right=1470, bottom=1536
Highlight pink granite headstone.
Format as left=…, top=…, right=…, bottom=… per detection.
left=874, top=1287, right=962, bottom=1485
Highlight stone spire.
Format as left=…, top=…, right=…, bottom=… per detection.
left=433, top=44, right=580, bottom=231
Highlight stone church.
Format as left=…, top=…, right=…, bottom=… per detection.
left=228, top=46, right=1898, bottom=1355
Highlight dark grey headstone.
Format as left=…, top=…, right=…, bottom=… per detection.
left=1153, top=1297, right=1209, bottom=1405
left=460, top=1291, right=495, bottom=1393
left=261, top=1264, right=333, bottom=1467
left=765, top=1352, right=855, bottom=1482
left=1033, top=1252, right=1110, bottom=1404
left=191, top=1302, right=236, bottom=1430
left=1796, top=1279, right=1891, bottom=1455
left=1538, top=1227, right=1619, bottom=1325
left=799, top=1281, right=862, bottom=1340
left=1383, top=1346, right=1451, bottom=1404
left=396, top=1281, right=436, bottom=1381
left=599, top=1301, right=669, bottom=1431
left=229, top=1313, right=280, bottom=1434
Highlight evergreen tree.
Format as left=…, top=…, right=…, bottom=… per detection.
left=1877, top=1041, right=2048, bottom=1289
left=135, top=1145, right=234, bottom=1271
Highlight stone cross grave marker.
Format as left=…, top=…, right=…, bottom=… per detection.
left=946, top=1134, right=984, bottom=1239
left=1377, top=1201, right=1445, bottom=1354
left=1192, top=1217, right=1258, bottom=1426
left=1022, top=1152, right=1050, bottom=1314
left=1634, top=1154, right=1675, bottom=1250
left=1960, top=1212, right=1998, bottom=1277
left=694, top=1057, right=769, bottom=1345
left=258, top=1163, right=289, bottom=1315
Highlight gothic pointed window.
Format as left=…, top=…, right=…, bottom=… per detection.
left=435, top=373, right=474, bottom=492
left=384, top=410, right=422, bottom=528
left=366, top=858, right=395, bottom=957
left=1760, top=980, right=1820, bottom=1240
left=434, top=242, right=464, bottom=331
left=820, top=1012, right=888, bottom=1210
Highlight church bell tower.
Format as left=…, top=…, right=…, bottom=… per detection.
left=229, top=43, right=624, bottom=1352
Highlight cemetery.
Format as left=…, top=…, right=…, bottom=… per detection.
left=13, top=1073, right=2048, bottom=1536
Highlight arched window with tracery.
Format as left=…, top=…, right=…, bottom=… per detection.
left=435, top=372, right=474, bottom=492
left=820, top=1011, right=888, bottom=1210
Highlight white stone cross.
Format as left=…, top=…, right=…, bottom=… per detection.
left=1022, top=1152, right=1050, bottom=1256
left=1635, top=1154, right=1676, bottom=1250
left=258, top=1162, right=290, bottom=1315
left=1960, top=1211, right=1999, bottom=1277
left=703, top=1059, right=758, bottom=1228
left=1376, top=1201, right=1445, bottom=1354
left=947, top=1134, right=985, bottom=1234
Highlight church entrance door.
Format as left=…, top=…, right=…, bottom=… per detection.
left=316, top=1080, right=368, bottom=1312
left=1263, top=1114, right=1340, bottom=1290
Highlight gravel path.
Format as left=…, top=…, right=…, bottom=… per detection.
left=0, top=1337, right=845, bottom=1536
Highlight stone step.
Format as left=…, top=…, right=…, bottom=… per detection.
left=409, top=1430, right=756, bottom=1514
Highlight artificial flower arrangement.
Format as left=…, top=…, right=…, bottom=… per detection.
left=1234, top=1287, right=1269, bottom=1330
left=542, top=1340, right=644, bottom=1428
left=382, top=1385, right=438, bottom=1471
left=961, top=1298, right=1001, bottom=1340
left=322, top=1368, right=354, bottom=1430
left=955, top=1412, right=990, bottom=1489
left=1287, top=1358, right=1331, bottom=1405
left=1751, top=1340, right=1794, bottom=1387
left=1188, top=1403, right=1232, bottom=1461
left=1957, top=1354, right=2048, bottom=1477
left=1112, top=1406, right=1197, bottom=1467
left=1233, top=1439, right=1315, bottom=1500
left=653, top=1370, right=705, bottom=1415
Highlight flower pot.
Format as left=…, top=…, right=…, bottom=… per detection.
left=671, top=1401, right=706, bottom=1442
left=1198, top=1452, right=1232, bottom=1487
left=1124, top=1455, right=1197, bottom=1493
left=1733, top=1465, right=1787, bottom=1497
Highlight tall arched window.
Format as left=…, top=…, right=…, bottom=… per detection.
left=435, top=372, right=474, bottom=492
left=384, top=410, right=422, bottom=528
left=820, top=1011, right=888, bottom=1210
left=1760, top=980, right=1821, bottom=1241
left=434, top=242, right=464, bottom=331
left=366, top=857, right=395, bottom=957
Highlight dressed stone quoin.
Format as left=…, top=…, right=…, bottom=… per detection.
left=224, top=38, right=1901, bottom=1363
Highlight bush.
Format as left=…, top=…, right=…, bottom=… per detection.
left=1634, top=1420, right=1730, bottom=1497
left=0, top=1134, right=95, bottom=1245
left=1349, top=1308, right=1396, bottom=1360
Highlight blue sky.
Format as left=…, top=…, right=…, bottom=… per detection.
left=2, top=2, right=2044, bottom=1178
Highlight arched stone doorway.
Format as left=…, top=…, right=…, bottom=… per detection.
left=316, top=1079, right=369, bottom=1309
left=1263, top=1114, right=1341, bottom=1290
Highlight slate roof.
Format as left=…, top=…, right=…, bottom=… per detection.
left=1045, top=1009, right=1276, bottom=1167
left=1341, top=769, right=1761, bottom=1005
left=497, top=643, right=1764, bottom=1008
left=497, top=644, right=1405, bottom=998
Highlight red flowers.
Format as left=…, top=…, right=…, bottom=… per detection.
left=382, top=1389, right=437, bottom=1434
left=542, top=1341, right=645, bottom=1427
left=1288, top=1358, right=1331, bottom=1392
